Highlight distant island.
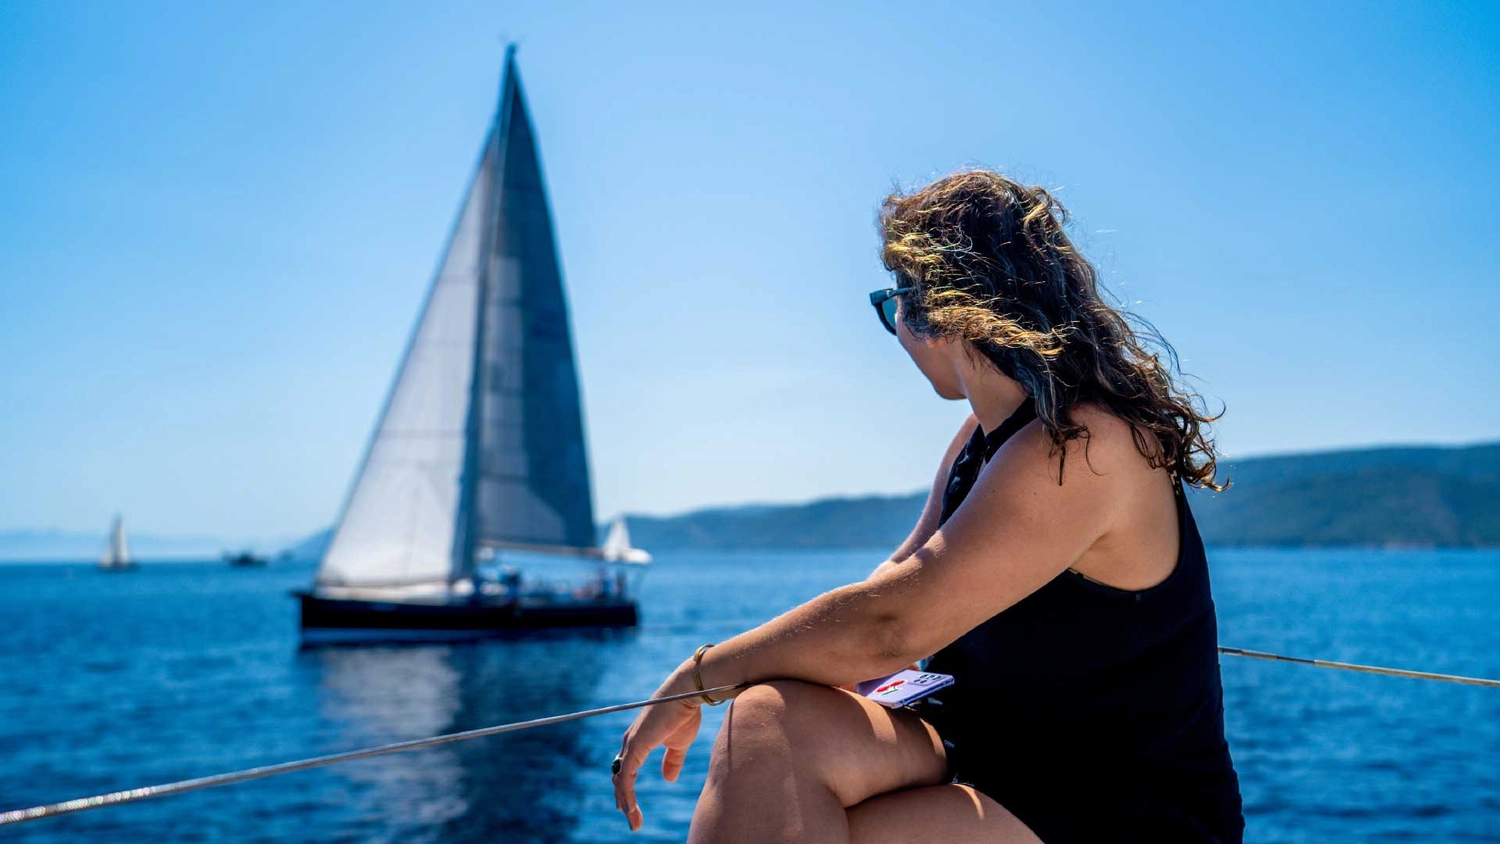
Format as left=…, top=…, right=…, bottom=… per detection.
left=2, top=440, right=1495, bottom=562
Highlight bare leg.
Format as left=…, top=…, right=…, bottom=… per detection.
left=687, top=680, right=952, bottom=844
left=849, top=784, right=1042, bottom=844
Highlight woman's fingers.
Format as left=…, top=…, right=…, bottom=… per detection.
left=612, top=754, right=638, bottom=828
left=613, top=698, right=701, bottom=830
left=660, top=745, right=687, bottom=783
left=614, top=730, right=651, bottom=831
left=660, top=705, right=700, bottom=783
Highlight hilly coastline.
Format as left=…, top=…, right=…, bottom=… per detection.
left=623, top=441, right=1500, bottom=551
left=4, top=441, right=1496, bottom=562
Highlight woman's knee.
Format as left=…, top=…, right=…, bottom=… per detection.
left=725, top=680, right=844, bottom=741
left=733, top=678, right=825, bottom=716
left=709, top=681, right=860, bottom=778
left=711, top=680, right=834, bottom=758
left=708, top=679, right=949, bottom=809
left=705, top=682, right=804, bottom=783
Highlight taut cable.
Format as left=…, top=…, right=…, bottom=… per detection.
left=0, top=683, right=748, bottom=827
left=1217, top=647, right=1500, bottom=688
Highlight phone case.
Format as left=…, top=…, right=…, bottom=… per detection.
left=856, top=669, right=955, bottom=708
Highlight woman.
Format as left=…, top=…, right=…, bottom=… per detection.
left=612, top=170, right=1244, bottom=843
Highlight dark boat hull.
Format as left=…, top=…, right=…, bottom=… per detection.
left=295, top=592, right=638, bottom=646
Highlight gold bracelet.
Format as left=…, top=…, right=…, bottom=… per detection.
left=692, top=643, right=724, bottom=706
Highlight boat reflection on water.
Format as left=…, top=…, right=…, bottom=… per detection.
left=304, top=634, right=618, bottom=842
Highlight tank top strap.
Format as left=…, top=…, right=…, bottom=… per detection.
left=940, top=399, right=1037, bottom=525
left=981, top=400, right=1038, bottom=463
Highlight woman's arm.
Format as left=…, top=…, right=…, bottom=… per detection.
left=868, top=413, right=979, bottom=580
left=613, top=411, right=1136, bottom=830
left=674, top=411, right=1132, bottom=697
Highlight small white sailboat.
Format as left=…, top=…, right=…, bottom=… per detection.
left=99, top=515, right=135, bottom=571
left=602, top=517, right=652, bottom=565
left=295, top=49, right=648, bottom=645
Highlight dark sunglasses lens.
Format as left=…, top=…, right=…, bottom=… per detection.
left=881, top=297, right=900, bottom=335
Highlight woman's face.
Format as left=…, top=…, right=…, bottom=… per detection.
left=894, top=296, right=967, bottom=400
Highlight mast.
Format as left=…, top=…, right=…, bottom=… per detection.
left=452, top=46, right=517, bottom=586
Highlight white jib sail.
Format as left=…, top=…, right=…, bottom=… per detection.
left=602, top=517, right=651, bottom=565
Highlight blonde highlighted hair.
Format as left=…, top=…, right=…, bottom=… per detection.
left=880, top=169, right=1225, bottom=490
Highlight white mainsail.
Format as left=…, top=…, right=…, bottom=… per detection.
left=317, top=50, right=600, bottom=591
left=100, top=515, right=131, bottom=569
left=316, top=132, right=492, bottom=589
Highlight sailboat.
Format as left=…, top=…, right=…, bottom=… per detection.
left=296, top=50, right=650, bottom=645
left=99, top=515, right=135, bottom=571
left=602, top=517, right=652, bottom=565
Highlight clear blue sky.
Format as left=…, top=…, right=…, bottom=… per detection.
left=1, top=1, right=1496, bottom=541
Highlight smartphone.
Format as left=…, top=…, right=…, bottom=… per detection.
left=856, top=669, right=955, bottom=708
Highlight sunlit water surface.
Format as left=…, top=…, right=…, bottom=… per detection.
left=1, top=549, right=1497, bottom=842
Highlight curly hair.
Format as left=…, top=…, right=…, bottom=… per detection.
left=880, top=169, right=1225, bottom=490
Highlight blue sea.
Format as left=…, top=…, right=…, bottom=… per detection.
left=1, top=549, right=1497, bottom=843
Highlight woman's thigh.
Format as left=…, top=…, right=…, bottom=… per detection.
left=847, top=784, right=1043, bottom=844
left=711, top=679, right=951, bottom=807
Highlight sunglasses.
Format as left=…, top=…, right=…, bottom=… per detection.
left=869, top=286, right=914, bottom=336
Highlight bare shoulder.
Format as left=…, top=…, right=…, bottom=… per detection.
left=995, top=402, right=1162, bottom=492
left=947, top=403, right=1178, bottom=592
left=1066, top=403, right=1164, bottom=475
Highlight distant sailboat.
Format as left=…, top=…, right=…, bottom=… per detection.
left=224, top=550, right=269, bottom=568
left=99, top=515, right=134, bottom=571
left=602, top=517, right=652, bottom=565
left=296, top=49, right=649, bottom=645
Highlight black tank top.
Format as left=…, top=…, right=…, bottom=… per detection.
left=918, top=401, right=1245, bottom=843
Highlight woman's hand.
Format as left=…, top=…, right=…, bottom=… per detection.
left=613, top=666, right=703, bottom=832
